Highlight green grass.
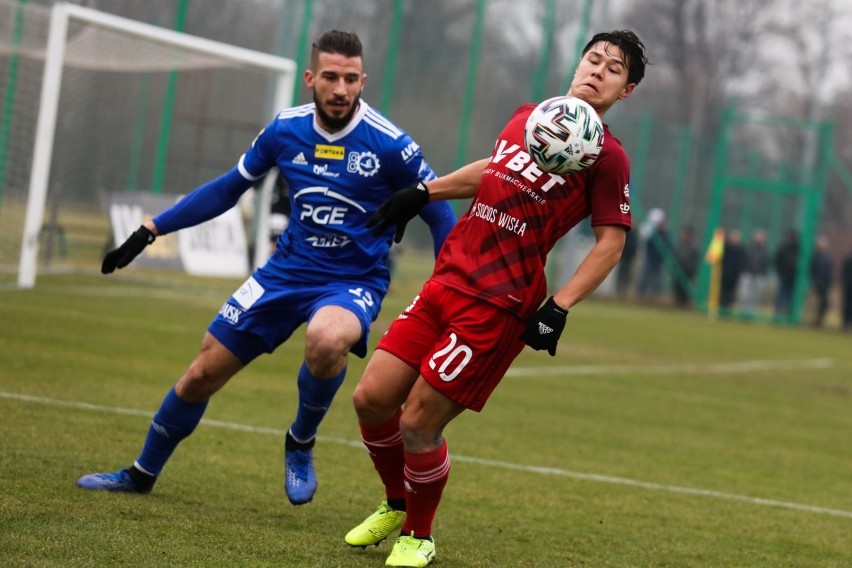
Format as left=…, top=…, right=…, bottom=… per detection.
left=1, top=252, right=851, bottom=567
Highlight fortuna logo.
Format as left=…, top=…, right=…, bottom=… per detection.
left=538, top=322, right=554, bottom=334
left=292, top=152, right=308, bottom=165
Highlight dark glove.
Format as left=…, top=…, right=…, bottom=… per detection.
left=366, top=182, right=429, bottom=243
left=520, top=297, right=568, bottom=356
left=101, top=225, right=155, bottom=274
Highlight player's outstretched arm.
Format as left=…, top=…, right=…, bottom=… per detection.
left=151, top=167, right=254, bottom=235
left=102, top=166, right=255, bottom=274
left=425, top=158, right=489, bottom=201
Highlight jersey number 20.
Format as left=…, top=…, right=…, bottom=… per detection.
left=429, top=332, right=473, bottom=382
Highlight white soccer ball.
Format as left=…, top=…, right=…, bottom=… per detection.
left=524, top=95, right=604, bottom=176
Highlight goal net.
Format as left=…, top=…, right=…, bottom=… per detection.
left=0, top=1, right=295, bottom=287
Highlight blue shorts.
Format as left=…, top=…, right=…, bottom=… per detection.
left=208, top=268, right=384, bottom=364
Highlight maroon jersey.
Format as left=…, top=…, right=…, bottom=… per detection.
left=431, top=103, right=632, bottom=318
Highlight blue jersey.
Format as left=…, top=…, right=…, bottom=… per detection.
left=154, top=100, right=455, bottom=295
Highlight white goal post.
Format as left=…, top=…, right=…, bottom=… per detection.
left=16, top=2, right=296, bottom=288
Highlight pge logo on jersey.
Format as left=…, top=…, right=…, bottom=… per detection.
left=293, top=186, right=367, bottom=227
left=348, top=151, right=380, bottom=178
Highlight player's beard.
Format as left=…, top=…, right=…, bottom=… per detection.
left=314, top=92, right=360, bottom=132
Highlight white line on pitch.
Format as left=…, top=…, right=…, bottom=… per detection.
left=2, top=390, right=851, bottom=520
left=507, top=358, right=834, bottom=377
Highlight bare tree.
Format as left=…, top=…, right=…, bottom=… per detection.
left=621, top=0, right=773, bottom=131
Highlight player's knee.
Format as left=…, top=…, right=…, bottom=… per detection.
left=351, top=380, right=393, bottom=424
left=398, top=412, right=438, bottom=452
left=176, top=361, right=226, bottom=402
left=351, top=381, right=375, bottom=418
left=305, top=330, right=351, bottom=375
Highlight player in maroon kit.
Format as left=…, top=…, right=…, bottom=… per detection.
left=344, top=30, right=648, bottom=567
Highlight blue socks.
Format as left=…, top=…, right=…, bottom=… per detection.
left=289, top=362, right=346, bottom=443
left=133, top=363, right=343, bottom=476
left=136, top=387, right=208, bottom=476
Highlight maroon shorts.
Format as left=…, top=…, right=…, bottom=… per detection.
left=376, top=280, right=526, bottom=411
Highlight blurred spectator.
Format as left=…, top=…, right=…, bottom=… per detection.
left=809, top=235, right=833, bottom=327
left=737, top=228, right=770, bottom=317
left=774, top=229, right=800, bottom=320
left=671, top=225, right=700, bottom=308
left=842, top=248, right=852, bottom=331
left=720, top=229, right=744, bottom=311
left=239, top=171, right=291, bottom=260
left=637, top=208, right=670, bottom=299
left=268, top=173, right=291, bottom=247
left=616, top=228, right=638, bottom=298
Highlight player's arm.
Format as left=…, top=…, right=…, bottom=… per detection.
left=101, top=167, right=255, bottom=274
left=423, top=158, right=489, bottom=201
left=552, top=224, right=627, bottom=309
left=416, top=157, right=492, bottom=256
left=149, top=166, right=255, bottom=235
left=521, top=225, right=626, bottom=356
left=103, top=118, right=281, bottom=274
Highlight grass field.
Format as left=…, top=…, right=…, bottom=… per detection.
left=1, top=251, right=851, bottom=567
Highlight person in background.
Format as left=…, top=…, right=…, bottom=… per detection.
left=671, top=225, right=700, bottom=308
left=636, top=208, right=670, bottom=299
left=241, top=171, right=292, bottom=260
left=75, top=30, right=456, bottom=506
left=616, top=226, right=638, bottom=298
left=842, top=247, right=852, bottom=331
left=809, top=235, right=833, bottom=327
left=737, top=228, right=770, bottom=318
left=719, top=229, right=744, bottom=312
left=268, top=173, right=291, bottom=249
left=774, top=229, right=800, bottom=320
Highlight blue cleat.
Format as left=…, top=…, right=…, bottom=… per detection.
left=76, top=468, right=150, bottom=493
left=284, top=447, right=317, bottom=505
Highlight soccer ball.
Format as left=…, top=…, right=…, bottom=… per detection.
left=524, top=95, right=604, bottom=176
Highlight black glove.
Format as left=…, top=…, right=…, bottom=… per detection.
left=520, top=297, right=568, bottom=356
left=101, top=225, right=155, bottom=274
left=366, top=182, right=429, bottom=243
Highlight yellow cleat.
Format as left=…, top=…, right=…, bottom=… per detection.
left=345, top=501, right=406, bottom=548
left=385, top=533, right=435, bottom=567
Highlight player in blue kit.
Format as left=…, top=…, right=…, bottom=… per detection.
left=76, top=30, right=456, bottom=506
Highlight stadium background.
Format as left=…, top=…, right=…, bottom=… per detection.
left=1, top=0, right=851, bottom=328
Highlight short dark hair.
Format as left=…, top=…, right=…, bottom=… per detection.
left=311, top=30, right=363, bottom=67
left=582, top=30, right=648, bottom=86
